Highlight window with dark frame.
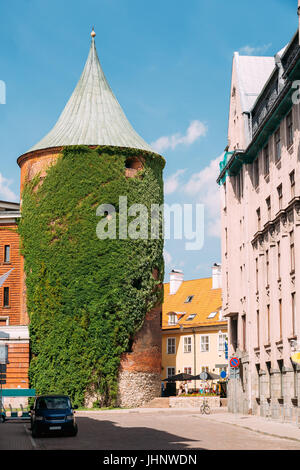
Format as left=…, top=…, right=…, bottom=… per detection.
left=290, top=170, right=295, bottom=198
left=3, top=287, right=9, bottom=307
left=266, top=250, right=269, bottom=286
left=277, top=241, right=281, bottom=280
left=277, top=184, right=283, bottom=211
left=292, top=292, right=296, bottom=337
left=279, top=299, right=282, bottom=340
left=266, top=196, right=271, bottom=220
left=242, top=314, right=246, bottom=351
left=255, top=257, right=259, bottom=292
left=257, top=208, right=261, bottom=231
left=267, top=304, right=270, bottom=344
left=257, top=310, right=260, bottom=347
left=275, top=128, right=281, bottom=162
left=4, top=245, right=10, bottom=263
left=286, top=110, right=293, bottom=148
left=253, top=158, right=259, bottom=188
left=264, top=144, right=269, bottom=176
left=290, top=230, right=295, bottom=273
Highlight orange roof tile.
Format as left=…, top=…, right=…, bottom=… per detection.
left=162, top=277, right=224, bottom=330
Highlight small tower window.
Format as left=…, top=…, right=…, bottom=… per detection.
left=125, top=157, right=143, bottom=178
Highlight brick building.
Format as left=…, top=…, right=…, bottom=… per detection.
left=0, top=201, right=29, bottom=405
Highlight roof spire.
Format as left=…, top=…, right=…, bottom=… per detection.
left=25, top=30, right=153, bottom=153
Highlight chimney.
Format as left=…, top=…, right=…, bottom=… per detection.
left=169, top=269, right=184, bottom=295
left=212, top=263, right=222, bottom=289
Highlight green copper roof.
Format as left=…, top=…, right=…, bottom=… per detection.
left=28, top=34, right=153, bottom=153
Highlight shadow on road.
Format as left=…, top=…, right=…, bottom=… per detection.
left=30, top=416, right=202, bottom=450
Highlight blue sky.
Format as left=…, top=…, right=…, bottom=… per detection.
left=0, top=0, right=298, bottom=281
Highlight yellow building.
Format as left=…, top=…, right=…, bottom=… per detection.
left=162, top=266, right=228, bottom=392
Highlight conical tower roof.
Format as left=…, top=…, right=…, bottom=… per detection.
left=27, top=30, right=153, bottom=153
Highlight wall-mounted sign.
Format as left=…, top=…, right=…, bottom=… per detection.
left=230, top=357, right=240, bottom=368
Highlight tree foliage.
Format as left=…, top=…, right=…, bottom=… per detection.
left=19, top=145, right=165, bottom=406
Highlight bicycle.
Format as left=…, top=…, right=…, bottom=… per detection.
left=200, top=398, right=211, bottom=415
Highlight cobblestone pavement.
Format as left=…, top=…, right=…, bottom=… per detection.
left=1, top=409, right=300, bottom=450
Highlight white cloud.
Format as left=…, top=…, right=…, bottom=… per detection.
left=151, top=120, right=207, bottom=153
left=183, top=154, right=223, bottom=238
left=164, top=169, right=186, bottom=195
left=163, top=249, right=173, bottom=267
left=239, top=43, right=272, bottom=56
left=0, top=173, right=18, bottom=202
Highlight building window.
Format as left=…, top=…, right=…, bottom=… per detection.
left=167, top=338, right=176, bottom=355
left=278, top=360, right=284, bottom=399
left=277, top=241, right=281, bottom=280
left=183, top=336, right=192, bottom=353
left=184, top=367, right=192, bottom=382
left=201, top=366, right=209, bottom=373
left=290, top=230, right=295, bottom=273
left=279, top=299, right=282, bottom=340
left=286, top=110, right=293, bottom=148
left=184, top=295, right=194, bottom=303
left=255, top=257, right=259, bottom=292
left=266, top=196, right=271, bottom=220
left=292, top=292, right=296, bottom=337
left=242, top=314, right=246, bottom=351
left=267, top=304, right=270, bottom=344
left=266, top=250, right=269, bottom=286
left=257, top=208, right=261, bottom=231
left=4, top=245, right=10, bottom=263
left=256, top=364, right=261, bottom=399
left=218, top=333, right=227, bottom=352
left=168, top=314, right=177, bottom=326
left=200, top=335, right=209, bottom=352
left=0, top=317, right=8, bottom=326
left=292, top=362, right=298, bottom=399
left=167, top=367, right=175, bottom=378
left=264, top=145, right=269, bottom=176
left=186, top=314, right=196, bottom=321
left=290, top=170, right=295, bottom=198
left=275, top=128, right=281, bottom=162
left=3, top=287, right=9, bottom=307
left=257, top=310, right=260, bottom=348
left=253, top=158, right=259, bottom=188
left=277, top=184, right=283, bottom=211
left=231, top=317, right=238, bottom=351
left=266, top=361, right=271, bottom=398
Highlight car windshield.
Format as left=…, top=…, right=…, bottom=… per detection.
left=36, top=397, right=70, bottom=410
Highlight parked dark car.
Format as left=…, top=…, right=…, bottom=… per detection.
left=30, top=395, right=78, bottom=437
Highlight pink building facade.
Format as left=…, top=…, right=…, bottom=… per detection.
left=217, top=21, right=300, bottom=422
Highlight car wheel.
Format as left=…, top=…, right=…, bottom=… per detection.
left=70, top=425, right=78, bottom=437
left=32, top=425, right=40, bottom=438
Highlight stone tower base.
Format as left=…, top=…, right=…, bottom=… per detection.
left=117, top=371, right=161, bottom=408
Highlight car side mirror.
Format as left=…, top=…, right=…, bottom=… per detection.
left=30, top=406, right=34, bottom=411
left=73, top=405, right=78, bottom=409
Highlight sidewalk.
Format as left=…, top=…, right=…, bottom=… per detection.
left=197, top=411, right=300, bottom=443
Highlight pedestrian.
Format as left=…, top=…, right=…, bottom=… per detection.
left=178, top=383, right=183, bottom=396
left=184, top=381, right=188, bottom=395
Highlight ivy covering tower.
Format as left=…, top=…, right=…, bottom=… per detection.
left=18, top=30, right=165, bottom=407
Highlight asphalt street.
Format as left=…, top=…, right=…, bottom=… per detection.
left=0, top=409, right=300, bottom=450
